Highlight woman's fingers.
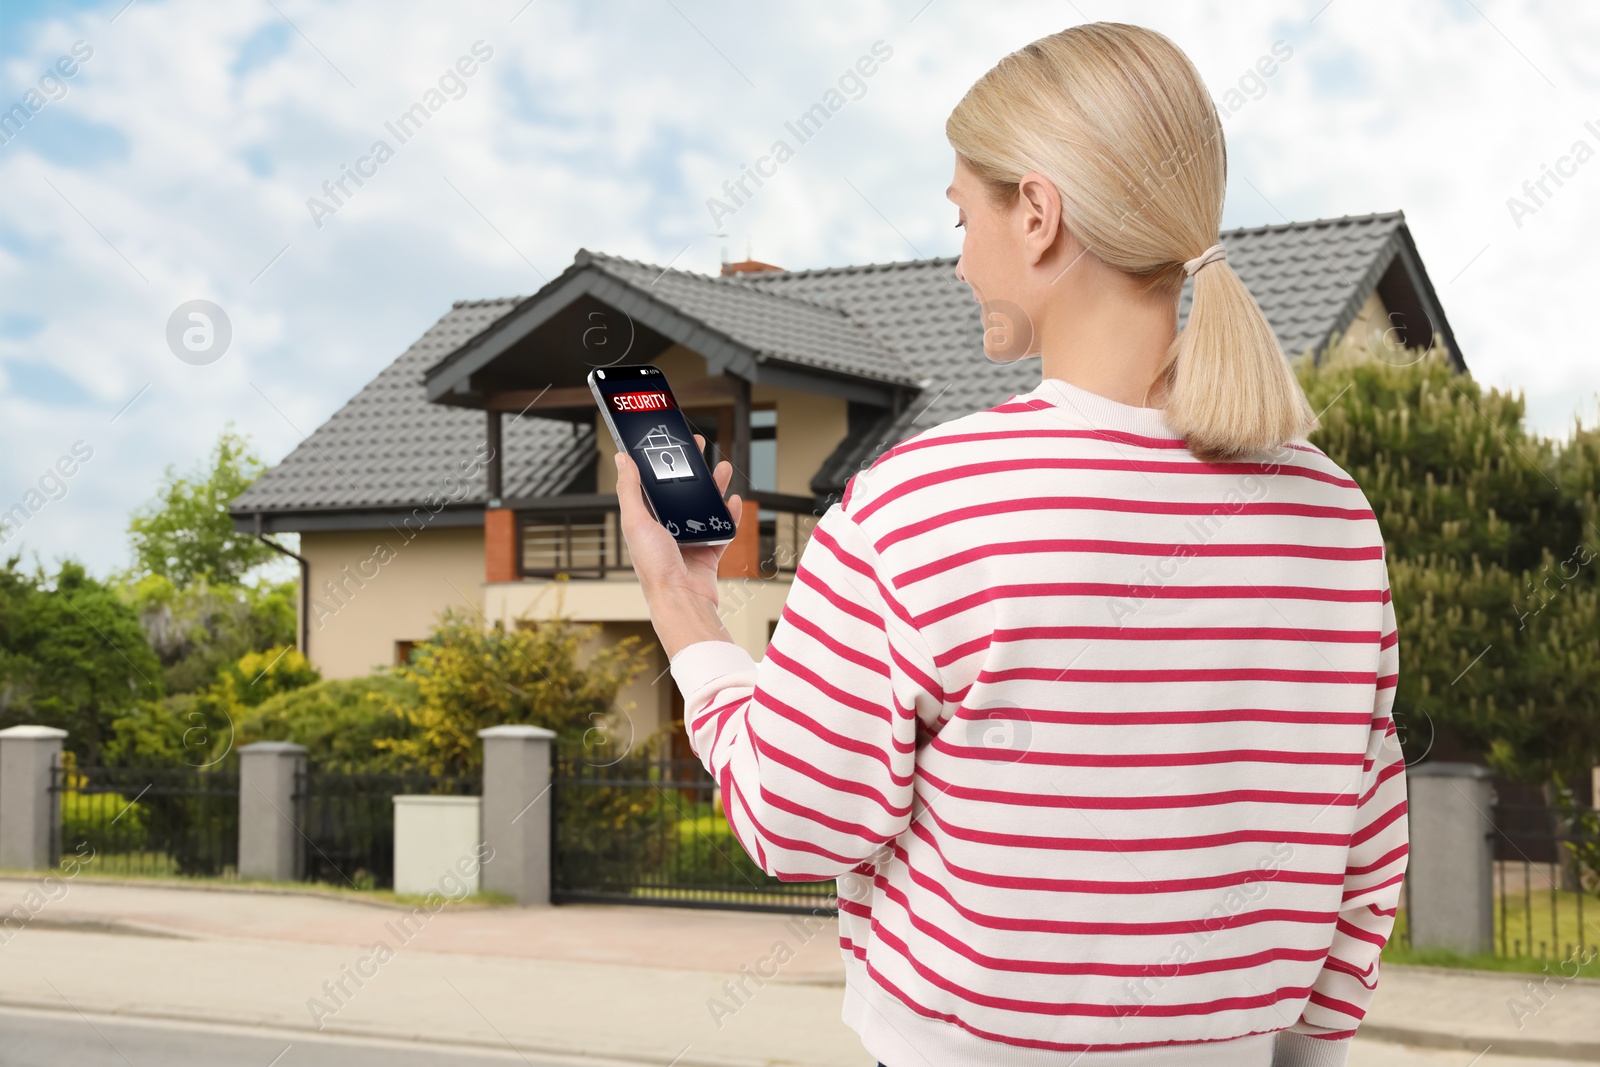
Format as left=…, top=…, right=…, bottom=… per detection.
left=691, top=433, right=735, bottom=498
left=614, top=451, right=650, bottom=534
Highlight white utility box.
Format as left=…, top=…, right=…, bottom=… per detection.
left=392, top=794, right=483, bottom=897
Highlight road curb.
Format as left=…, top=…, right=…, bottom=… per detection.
left=16, top=915, right=199, bottom=940
left=1358, top=1021, right=1600, bottom=1062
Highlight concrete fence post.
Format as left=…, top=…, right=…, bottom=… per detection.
left=238, top=741, right=307, bottom=882
left=478, top=725, right=556, bottom=905
left=0, top=725, right=68, bottom=871
left=1407, top=762, right=1496, bottom=954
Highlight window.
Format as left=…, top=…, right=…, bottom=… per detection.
left=750, top=407, right=777, bottom=496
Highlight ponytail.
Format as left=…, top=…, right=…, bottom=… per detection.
left=1157, top=249, right=1318, bottom=462
left=945, top=21, right=1319, bottom=463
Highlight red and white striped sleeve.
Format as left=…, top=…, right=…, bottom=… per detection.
left=668, top=497, right=945, bottom=881
left=1278, top=561, right=1409, bottom=1065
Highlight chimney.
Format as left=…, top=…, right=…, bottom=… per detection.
left=720, top=258, right=785, bottom=276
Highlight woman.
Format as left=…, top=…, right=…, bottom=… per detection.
left=615, top=22, right=1405, bottom=1067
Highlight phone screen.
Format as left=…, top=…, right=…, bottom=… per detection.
left=589, top=365, right=737, bottom=545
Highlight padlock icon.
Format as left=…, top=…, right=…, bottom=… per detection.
left=636, top=425, right=694, bottom=481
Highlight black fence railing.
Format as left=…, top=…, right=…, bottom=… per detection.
left=49, top=758, right=239, bottom=878
left=44, top=749, right=839, bottom=913
left=551, top=742, right=837, bottom=913
left=295, top=768, right=480, bottom=890
left=1492, top=800, right=1598, bottom=961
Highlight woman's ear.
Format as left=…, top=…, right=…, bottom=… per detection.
left=1015, top=170, right=1063, bottom=263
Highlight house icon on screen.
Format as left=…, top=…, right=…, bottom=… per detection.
left=634, top=425, right=695, bottom=481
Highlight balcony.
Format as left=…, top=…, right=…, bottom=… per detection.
left=508, top=491, right=820, bottom=581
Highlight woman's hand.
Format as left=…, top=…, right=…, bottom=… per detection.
left=614, top=433, right=744, bottom=658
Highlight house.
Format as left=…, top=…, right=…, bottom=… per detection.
left=229, top=210, right=1464, bottom=746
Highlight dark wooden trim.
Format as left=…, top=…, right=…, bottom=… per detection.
left=744, top=490, right=818, bottom=512
left=231, top=506, right=486, bottom=534
left=485, top=409, right=503, bottom=502
left=730, top=371, right=751, bottom=496
left=483, top=375, right=744, bottom=414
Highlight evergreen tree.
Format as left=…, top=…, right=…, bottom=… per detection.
left=1301, top=342, right=1599, bottom=784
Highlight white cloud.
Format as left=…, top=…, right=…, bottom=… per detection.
left=1, top=0, right=1595, bottom=574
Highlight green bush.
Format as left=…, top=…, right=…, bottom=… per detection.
left=237, top=674, right=422, bottom=774
left=60, top=790, right=148, bottom=856
left=673, top=810, right=771, bottom=886
left=375, top=604, right=652, bottom=776
left=103, top=646, right=321, bottom=770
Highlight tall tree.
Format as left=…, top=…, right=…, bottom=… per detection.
left=1301, top=342, right=1600, bottom=785
left=129, top=574, right=296, bottom=694
left=127, top=427, right=274, bottom=587
left=0, top=559, right=163, bottom=762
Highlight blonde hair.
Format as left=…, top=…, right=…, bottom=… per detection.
left=945, top=22, right=1316, bottom=462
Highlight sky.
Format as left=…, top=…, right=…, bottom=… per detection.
left=1, top=0, right=1596, bottom=576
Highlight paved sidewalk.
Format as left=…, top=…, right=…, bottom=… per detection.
left=0, top=877, right=1595, bottom=1065
left=0, top=877, right=845, bottom=982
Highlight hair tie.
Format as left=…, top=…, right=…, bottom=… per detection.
left=1183, top=243, right=1226, bottom=277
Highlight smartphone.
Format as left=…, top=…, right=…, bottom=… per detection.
left=588, top=364, right=737, bottom=546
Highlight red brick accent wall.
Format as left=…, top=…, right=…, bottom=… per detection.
left=716, top=501, right=760, bottom=579
left=484, top=508, right=519, bottom=583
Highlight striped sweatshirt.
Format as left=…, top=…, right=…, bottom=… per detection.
left=669, top=376, right=1408, bottom=1067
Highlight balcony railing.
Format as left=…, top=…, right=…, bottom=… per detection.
left=512, top=491, right=820, bottom=580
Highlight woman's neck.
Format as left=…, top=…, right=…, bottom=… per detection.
left=1035, top=279, right=1178, bottom=409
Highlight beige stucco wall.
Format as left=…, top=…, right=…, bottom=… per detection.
left=756, top=383, right=850, bottom=496
left=485, top=576, right=788, bottom=661
left=300, top=525, right=484, bottom=679
left=1341, top=290, right=1399, bottom=359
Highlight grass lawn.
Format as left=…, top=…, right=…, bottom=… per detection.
left=0, top=865, right=513, bottom=907
left=1388, top=890, right=1600, bottom=978
left=1491, top=882, right=1600, bottom=961
left=74, top=850, right=192, bottom=879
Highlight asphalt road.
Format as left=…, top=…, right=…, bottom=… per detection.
left=0, top=1005, right=1587, bottom=1067
left=0, top=1006, right=613, bottom=1067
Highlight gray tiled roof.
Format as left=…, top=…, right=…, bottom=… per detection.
left=234, top=211, right=1426, bottom=519
left=1180, top=211, right=1406, bottom=358
left=740, top=212, right=1417, bottom=490
left=580, top=250, right=918, bottom=387
left=233, top=299, right=595, bottom=514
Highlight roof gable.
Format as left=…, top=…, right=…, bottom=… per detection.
left=422, top=248, right=918, bottom=410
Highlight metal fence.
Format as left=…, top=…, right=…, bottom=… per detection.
left=49, top=758, right=239, bottom=878
left=294, top=767, right=480, bottom=890
left=550, top=742, right=837, bottom=913
left=1491, top=799, right=1597, bottom=961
